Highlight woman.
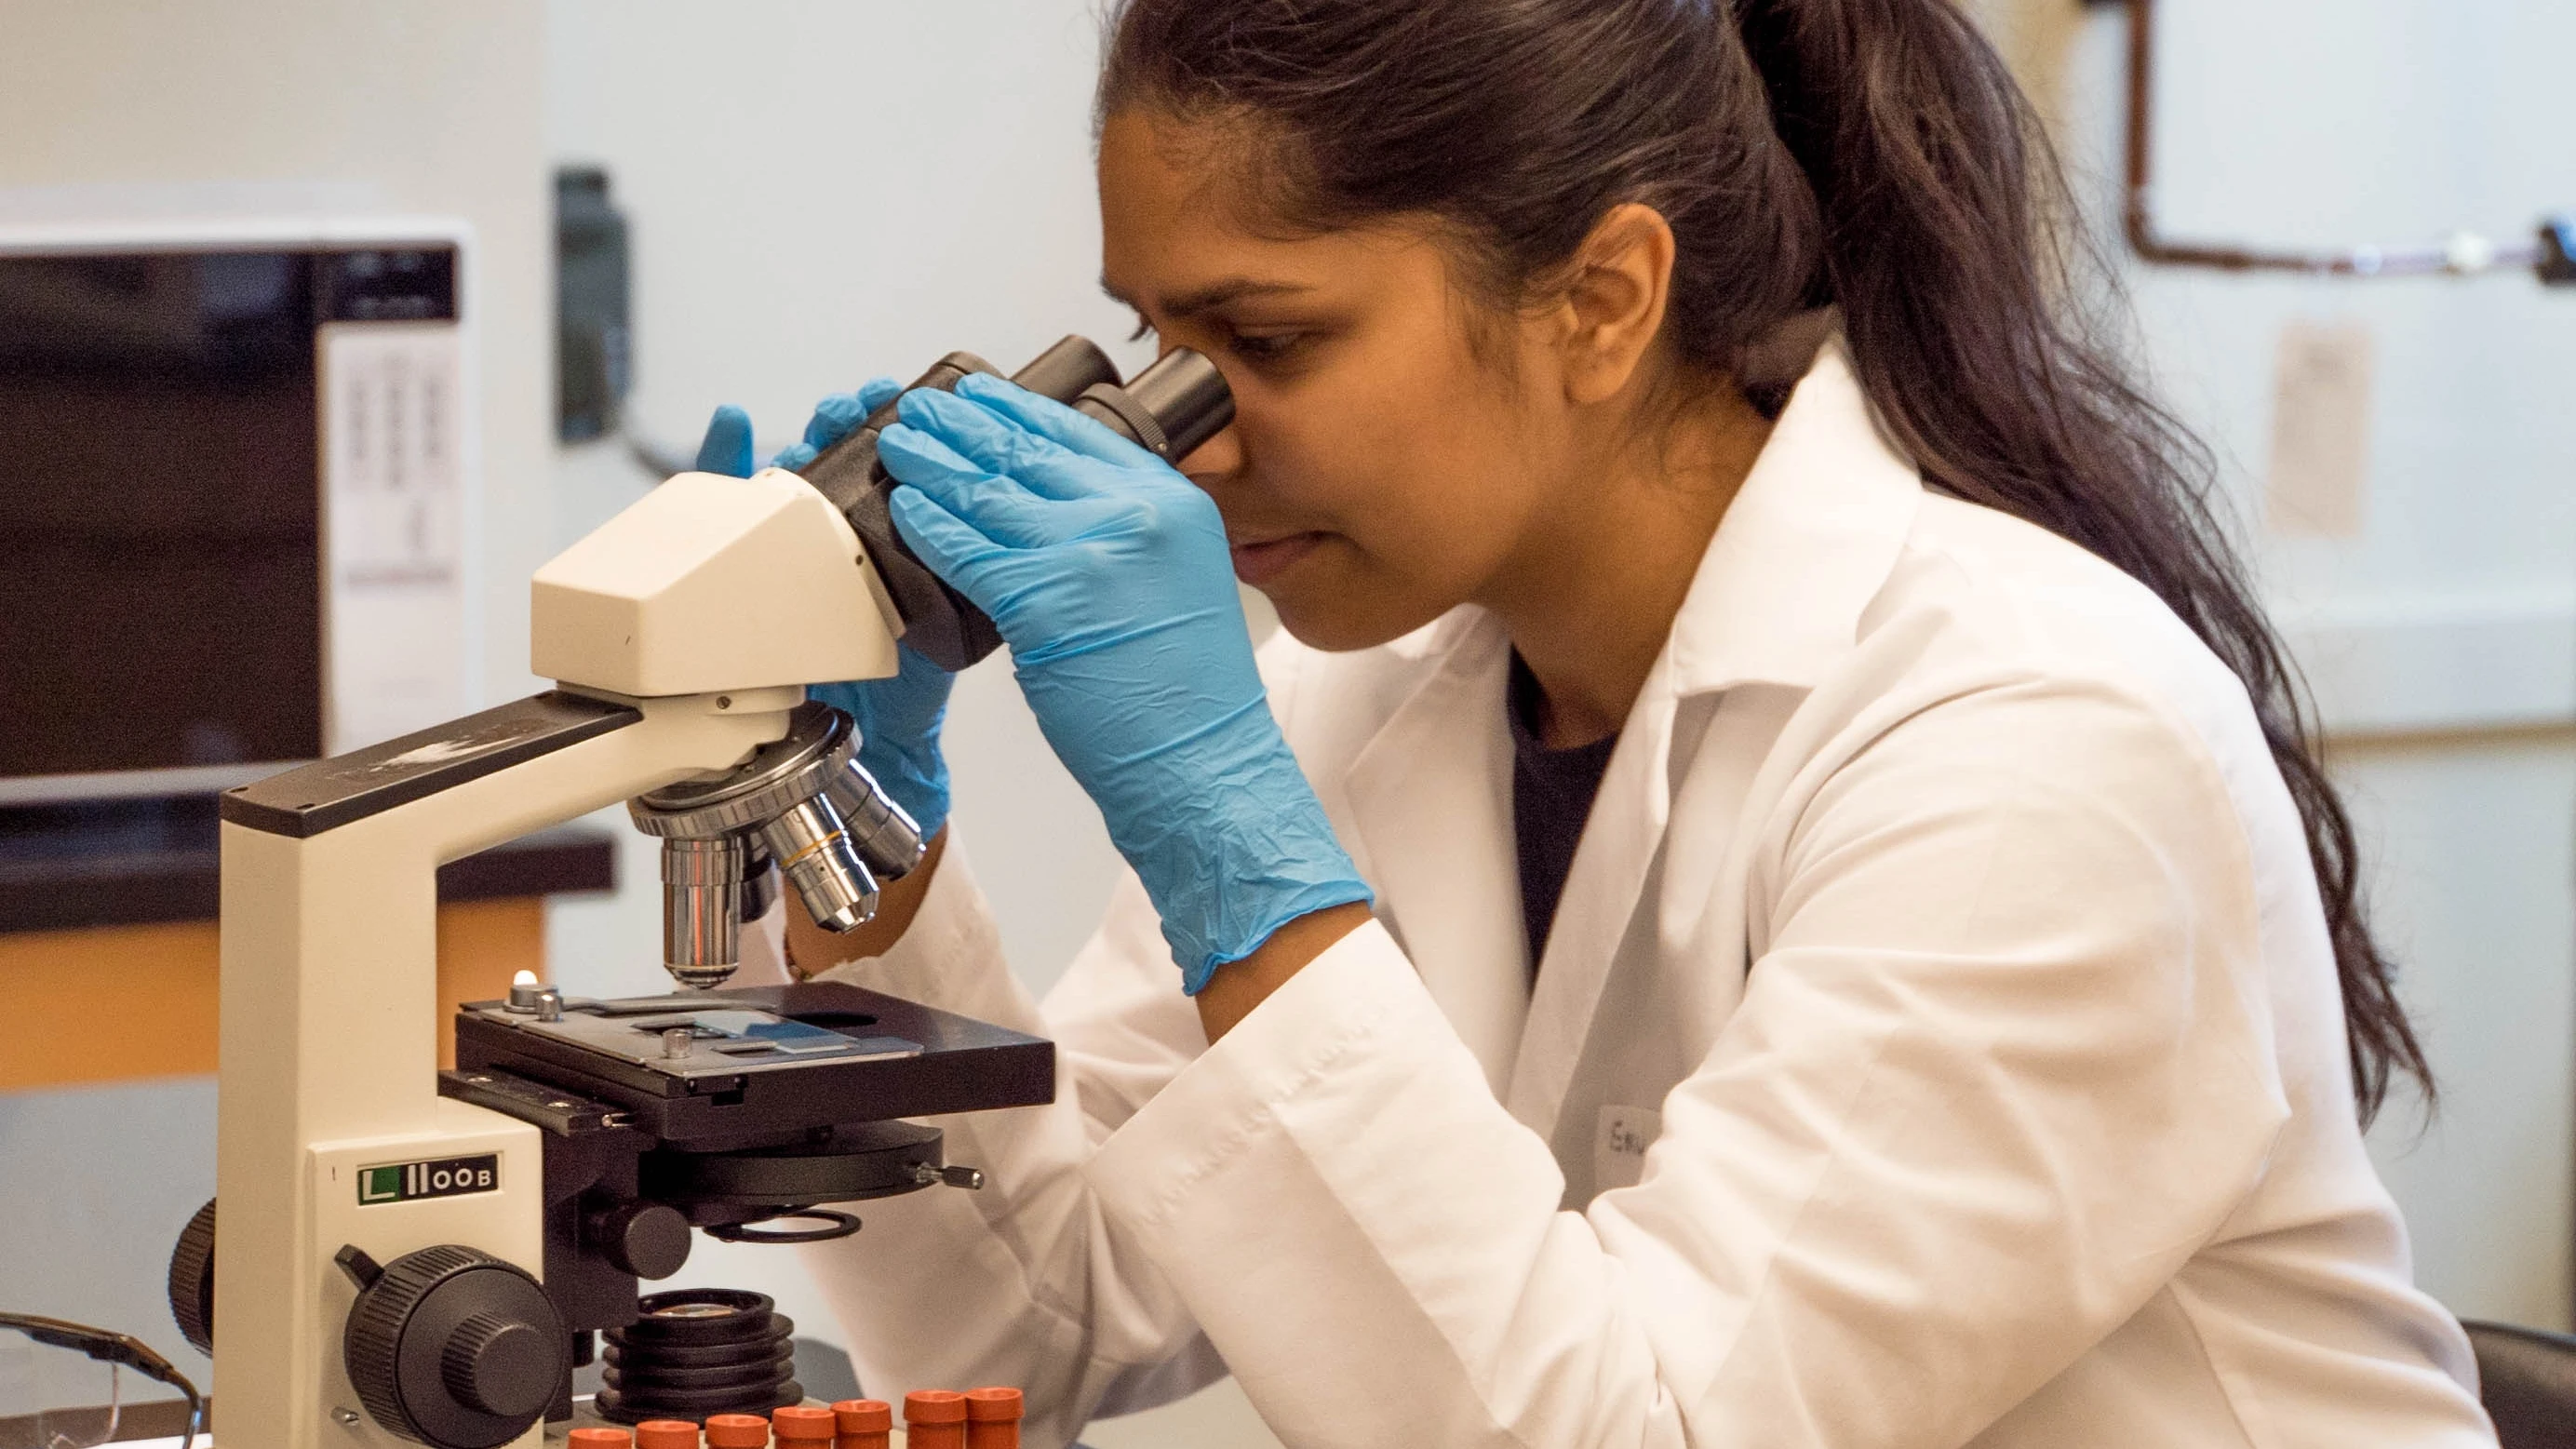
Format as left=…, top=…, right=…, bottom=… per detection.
left=696, top=1, right=2494, bottom=1443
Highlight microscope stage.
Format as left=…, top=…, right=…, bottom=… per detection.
left=479, top=997, right=923, bottom=1073
left=452, top=980, right=1053, bottom=1148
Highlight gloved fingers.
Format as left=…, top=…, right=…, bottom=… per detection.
left=867, top=642, right=959, bottom=733
left=891, top=640, right=958, bottom=692
left=888, top=486, right=1018, bottom=609
left=770, top=378, right=904, bottom=473
left=812, top=377, right=904, bottom=441
left=897, top=386, right=1140, bottom=504
left=896, top=387, right=1097, bottom=502
left=878, top=423, right=1069, bottom=549
left=806, top=641, right=955, bottom=720
left=694, top=405, right=757, bottom=478
left=800, top=387, right=870, bottom=450
left=955, top=371, right=1163, bottom=470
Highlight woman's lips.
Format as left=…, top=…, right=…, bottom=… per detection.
left=1228, top=531, right=1325, bottom=586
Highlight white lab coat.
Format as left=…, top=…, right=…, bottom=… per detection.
left=798, top=344, right=2497, bottom=1447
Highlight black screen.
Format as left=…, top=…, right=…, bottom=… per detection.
left=0, top=246, right=458, bottom=786
left=0, top=250, right=322, bottom=780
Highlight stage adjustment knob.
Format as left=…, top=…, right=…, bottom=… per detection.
left=586, top=1200, right=692, bottom=1281
left=166, top=1198, right=217, bottom=1354
left=339, top=1242, right=569, bottom=1449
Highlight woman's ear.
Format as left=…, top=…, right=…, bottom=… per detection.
left=1553, top=203, right=1678, bottom=406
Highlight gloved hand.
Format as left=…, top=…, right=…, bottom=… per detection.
left=877, top=374, right=1371, bottom=992
left=694, top=383, right=955, bottom=839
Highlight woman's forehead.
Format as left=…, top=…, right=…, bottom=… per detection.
left=1097, top=111, right=1447, bottom=311
left=1097, top=109, right=1283, bottom=266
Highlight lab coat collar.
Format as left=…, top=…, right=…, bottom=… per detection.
left=1344, top=622, right=1530, bottom=1096
left=1343, top=341, right=1925, bottom=1127
left=1663, top=339, right=1923, bottom=697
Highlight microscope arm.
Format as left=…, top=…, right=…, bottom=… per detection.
left=213, top=688, right=805, bottom=1449
left=212, top=459, right=905, bottom=1449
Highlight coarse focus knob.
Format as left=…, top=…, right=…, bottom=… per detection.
left=340, top=1242, right=569, bottom=1449
left=441, top=1312, right=559, bottom=1417
left=167, top=1198, right=217, bottom=1355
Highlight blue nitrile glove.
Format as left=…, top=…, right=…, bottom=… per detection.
left=694, top=384, right=955, bottom=839
left=876, top=374, right=1371, bottom=992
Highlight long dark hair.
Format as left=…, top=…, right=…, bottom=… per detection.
left=1100, top=0, right=2433, bottom=1121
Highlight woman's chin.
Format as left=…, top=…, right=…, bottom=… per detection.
left=1265, top=586, right=1445, bottom=655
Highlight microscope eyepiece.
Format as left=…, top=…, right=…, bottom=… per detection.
left=784, top=334, right=1235, bottom=671
left=1099, top=347, right=1235, bottom=462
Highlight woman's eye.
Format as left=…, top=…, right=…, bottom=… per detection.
left=1128, top=316, right=1156, bottom=343
left=1227, top=332, right=1304, bottom=362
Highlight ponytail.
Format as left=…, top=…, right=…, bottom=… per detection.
left=1729, top=0, right=2429, bottom=1120
left=1103, top=0, right=2433, bottom=1121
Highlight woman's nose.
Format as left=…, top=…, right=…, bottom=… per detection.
left=1178, top=419, right=1245, bottom=486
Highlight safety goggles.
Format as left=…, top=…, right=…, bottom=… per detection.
left=0, top=1315, right=203, bottom=1449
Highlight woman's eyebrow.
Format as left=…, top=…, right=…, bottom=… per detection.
left=1099, top=275, right=1317, bottom=317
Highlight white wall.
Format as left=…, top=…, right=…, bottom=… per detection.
left=0, top=0, right=555, bottom=710
left=0, top=0, right=547, bottom=1389
left=2055, top=0, right=2576, bottom=1328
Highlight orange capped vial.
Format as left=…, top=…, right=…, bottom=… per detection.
left=635, top=1423, right=703, bottom=1449
left=704, top=1413, right=771, bottom=1448
left=964, top=1387, right=1024, bottom=1449
left=830, top=1398, right=893, bottom=1449
left=904, top=1389, right=970, bottom=1449
left=570, top=1430, right=635, bottom=1448
left=772, top=1403, right=837, bottom=1442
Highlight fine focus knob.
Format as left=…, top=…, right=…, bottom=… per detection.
left=166, top=1198, right=218, bottom=1355
left=442, top=1312, right=558, bottom=1418
left=342, top=1242, right=569, bottom=1449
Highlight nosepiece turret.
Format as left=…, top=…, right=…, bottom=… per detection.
left=627, top=703, right=924, bottom=988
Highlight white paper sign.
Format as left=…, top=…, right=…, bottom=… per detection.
left=2266, top=318, right=2375, bottom=539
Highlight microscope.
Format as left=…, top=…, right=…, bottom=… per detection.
left=170, top=338, right=1231, bottom=1448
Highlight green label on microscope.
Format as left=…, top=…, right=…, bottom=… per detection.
left=357, top=1153, right=499, bottom=1204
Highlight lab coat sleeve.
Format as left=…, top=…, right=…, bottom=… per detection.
left=1083, top=675, right=2290, bottom=1448
left=797, top=839, right=1233, bottom=1446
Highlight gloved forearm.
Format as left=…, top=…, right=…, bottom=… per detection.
left=877, top=376, right=1371, bottom=992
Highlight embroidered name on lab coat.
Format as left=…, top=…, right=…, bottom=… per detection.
left=1594, top=1105, right=1662, bottom=1192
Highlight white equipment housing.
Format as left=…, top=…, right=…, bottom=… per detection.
left=215, top=460, right=902, bottom=1446
left=0, top=215, right=484, bottom=803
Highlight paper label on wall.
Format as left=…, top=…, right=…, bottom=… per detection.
left=2265, top=318, right=2375, bottom=539
left=322, top=320, right=468, bottom=752
left=1595, top=1104, right=1662, bottom=1193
